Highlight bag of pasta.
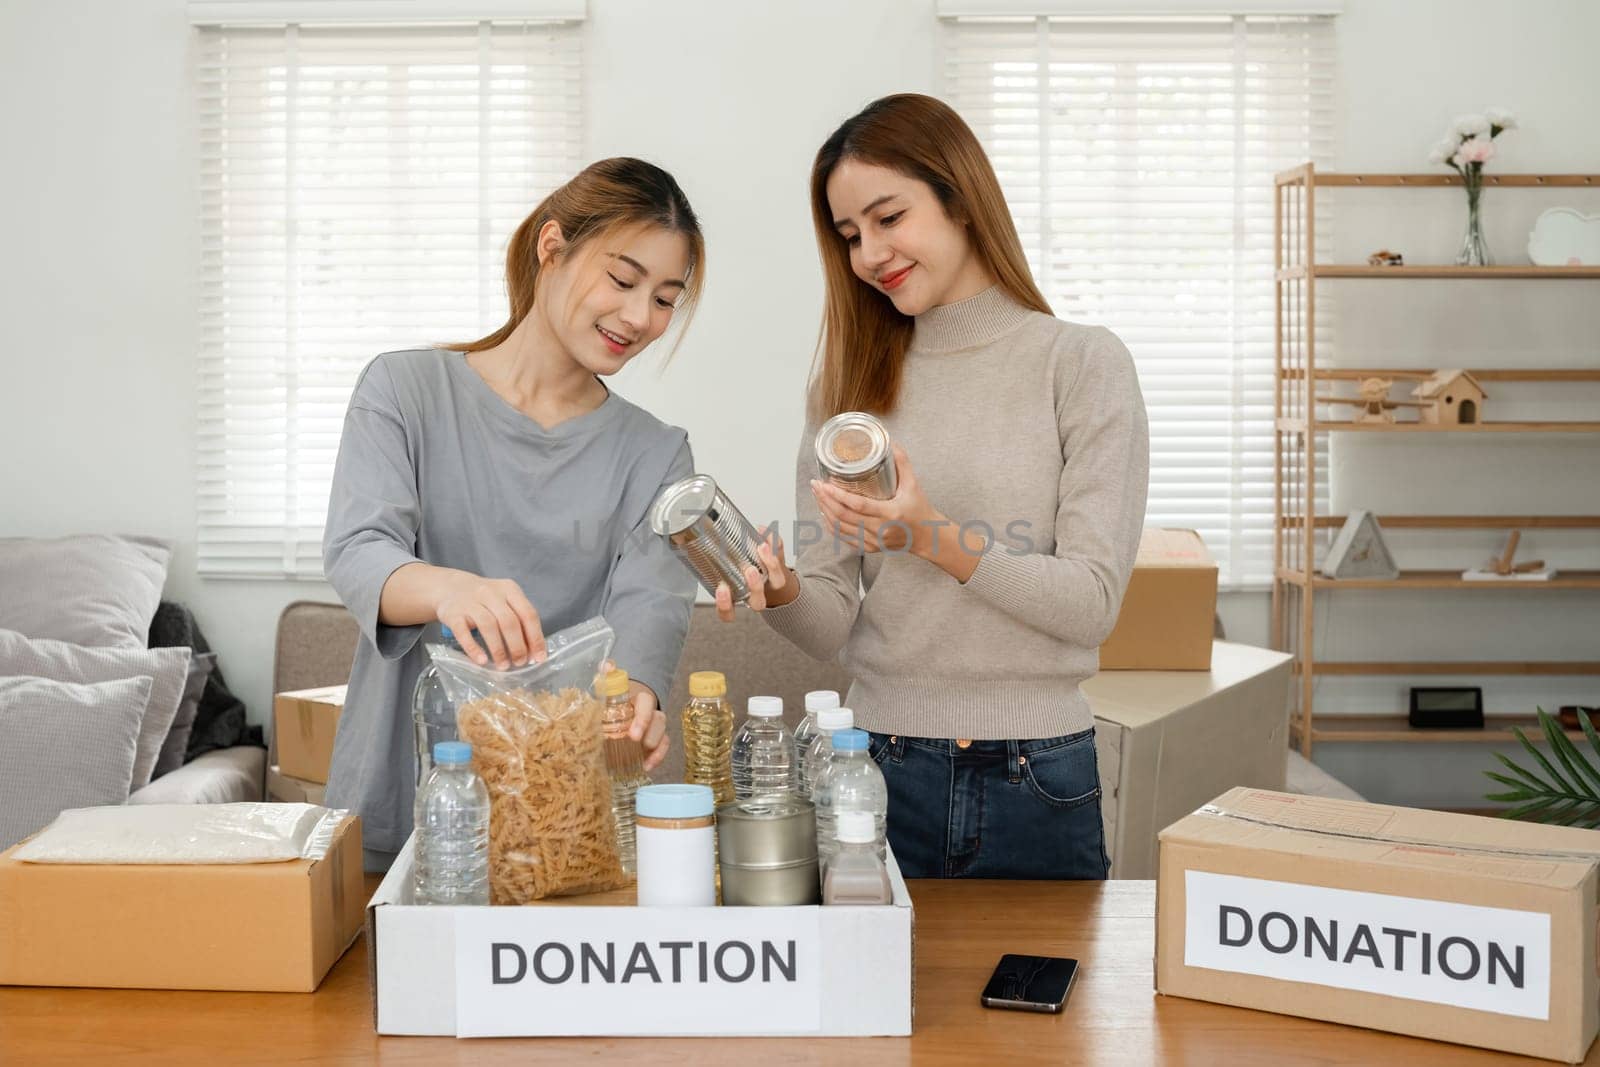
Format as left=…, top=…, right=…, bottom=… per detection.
left=424, top=616, right=626, bottom=903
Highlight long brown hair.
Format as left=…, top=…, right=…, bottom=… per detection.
left=809, top=94, right=1049, bottom=417
left=449, top=157, right=704, bottom=354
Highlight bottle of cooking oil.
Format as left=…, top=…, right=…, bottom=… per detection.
left=681, top=671, right=734, bottom=806
left=599, top=668, right=650, bottom=876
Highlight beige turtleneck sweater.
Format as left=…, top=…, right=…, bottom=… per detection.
left=761, top=286, right=1150, bottom=740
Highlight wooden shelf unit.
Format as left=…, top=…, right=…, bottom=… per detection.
left=1272, top=163, right=1600, bottom=756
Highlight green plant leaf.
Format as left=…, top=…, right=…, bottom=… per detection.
left=1578, top=706, right=1600, bottom=764
left=1512, top=724, right=1582, bottom=797
left=1540, top=709, right=1600, bottom=800
left=1492, top=751, right=1555, bottom=792
left=1503, top=796, right=1567, bottom=822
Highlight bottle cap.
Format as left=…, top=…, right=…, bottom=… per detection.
left=833, top=728, right=869, bottom=752
left=688, top=671, right=727, bottom=698
left=599, top=668, right=630, bottom=698
left=836, top=810, right=876, bottom=844
left=804, top=690, right=840, bottom=713
left=433, top=741, right=472, bottom=765
left=747, top=695, right=783, bottom=718
left=636, top=784, right=715, bottom=820
left=439, top=624, right=454, bottom=641
left=816, top=707, right=854, bottom=733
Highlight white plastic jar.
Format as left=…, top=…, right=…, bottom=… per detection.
left=635, top=784, right=717, bottom=907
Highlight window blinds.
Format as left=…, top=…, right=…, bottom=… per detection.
left=941, top=14, right=1335, bottom=587
left=195, top=20, right=581, bottom=577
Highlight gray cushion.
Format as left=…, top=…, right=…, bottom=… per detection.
left=153, top=651, right=216, bottom=779
left=0, top=674, right=150, bottom=849
left=0, top=535, right=171, bottom=649
left=0, top=629, right=188, bottom=791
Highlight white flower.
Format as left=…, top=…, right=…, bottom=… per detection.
left=1458, top=136, right=1496, bottom=165
left=1432, top=135, right=1461, bottom=161
left=1428, top=146, right=1448, bottom=164
left=1454, top=113, right=1491, bottom=137
left=1486, top=107, right=1518, bottom=131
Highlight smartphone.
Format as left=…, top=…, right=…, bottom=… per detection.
left=980, top=953, right=1079, bottom=1013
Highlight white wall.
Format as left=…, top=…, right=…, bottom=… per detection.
left=2, top=0, right=1595, bottom=806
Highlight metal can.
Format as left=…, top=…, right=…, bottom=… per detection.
left=649, top=474, right=767, bottom=603
left=814, top=411, right=897, bottom=500
left=716, top=796, right=820, bottom=907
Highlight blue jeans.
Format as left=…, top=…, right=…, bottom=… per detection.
left=867, top=728, right=1110, bottom=880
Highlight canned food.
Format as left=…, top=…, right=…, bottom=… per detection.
left=716, top=796, right=820, bottom=906
left=815, top=412, right=897, bottom=500
left=649, top=475, right=768, bottom=603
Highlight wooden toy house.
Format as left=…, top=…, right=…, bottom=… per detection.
left=1411, top=369, right=1488, bottom=424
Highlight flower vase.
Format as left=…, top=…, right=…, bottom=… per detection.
left=1455, top=184, right=1491, bottom=267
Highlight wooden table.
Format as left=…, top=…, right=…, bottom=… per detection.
left=0, top=879, right=1587, bottom=1065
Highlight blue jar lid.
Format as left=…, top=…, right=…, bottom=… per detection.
left=434, top=740, right=472, bottom=764
left=636, top=784, right=715, bottom=819
left=440, top=624, right=454, bottom=640
left=833, top=728, right=869, bottom=752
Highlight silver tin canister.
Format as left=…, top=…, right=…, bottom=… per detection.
left=649, top=474, right=767, bottom=603
left=716, top=796, right=820, bottom=906
left=815, top=411, right=897, bottom=500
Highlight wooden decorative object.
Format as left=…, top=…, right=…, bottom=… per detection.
left=1411, top=369, right=1488, bottom=424
left=1366, top=249, right=1404, bottom=266
left=1490, top=530, right=1545, bottom=575
left=1316, top=376, right=1428, bottom=424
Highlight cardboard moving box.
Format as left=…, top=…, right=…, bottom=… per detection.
left=268, top=763, right=328, bottom=805
left=368, top=833, right=914, bottom=1037
left=1099, top=528, right=1218, bottom=670
left=0, top=814, right=365, bottom=992
left=1158, top=788, right=1600, bottom=1063
left=1085, top=641, right=1292, bottom=878
left=274, top=684, right=346, bottom=784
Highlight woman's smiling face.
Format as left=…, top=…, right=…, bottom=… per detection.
left=825, top=158, right=991, bottom=316
left=537, top=222, right=691, bottom=374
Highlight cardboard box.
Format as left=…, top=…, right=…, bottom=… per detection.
left=1086, top=641, right=1292, bottom=878
left=1098, top=528, right=1218, bottom=670
left=273, top=684, right=346, bottom=784
left=0, top=814, right=366, bottom=992
left=1157, top=788, right=1600, bottom=1063
left=268, top=763, right=327, bottom=805
left=368, top=833, right=914, bottom=1037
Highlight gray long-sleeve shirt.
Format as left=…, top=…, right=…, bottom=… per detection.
left=322, top=348, right=695, bottom=854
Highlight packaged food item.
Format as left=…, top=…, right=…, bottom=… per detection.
left=815, top=411, right=897, bottom=500
left=599, top=668, right=650, bottom=876
left=717, top=795, right=820, bottom=906
left=649, top=474, right=768, bottom=603
left=13, top=802, right=347, bottom=865
left=681, top=670, right=734, bottom=805
left=425, top=617, right=627, bottom=903
left=635, top=784, right=717, bottom=907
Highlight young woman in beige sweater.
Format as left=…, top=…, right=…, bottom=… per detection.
left=717, top=94, right=1149, bottom=880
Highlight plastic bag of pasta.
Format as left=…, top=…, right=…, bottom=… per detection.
left=424, top=616, right=626, bottom=903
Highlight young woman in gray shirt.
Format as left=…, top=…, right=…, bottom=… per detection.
left=719, top=95, right=1150, bottom=880
left=323, top=158, right=705, bottom=871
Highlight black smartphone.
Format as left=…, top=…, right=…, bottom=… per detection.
left=980, top=953, right=1079, bottom=1013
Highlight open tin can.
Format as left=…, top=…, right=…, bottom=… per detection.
left=814, top=411, right=897, bottom=500
left=649, top=474, right=768, bottom=603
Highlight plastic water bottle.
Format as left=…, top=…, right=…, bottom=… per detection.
left=794, top=690, right=839, bottom=799
left=814, top=728, right=887, bottom=870
left=731, top=696, right=796, bottom=800
left=823, top=810, right=892, bottom=906
left=412, top=625, right=458, bottom=786
left=413, top=741, right=490, bottom=906
left=803, top=706, right=854, bottom=809
left=599, top=669, right=651, bottom=875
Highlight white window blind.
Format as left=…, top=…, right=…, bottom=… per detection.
left=196, top=20, right=581, bottom=578
left=942, top=14, right=1335, bottom=588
